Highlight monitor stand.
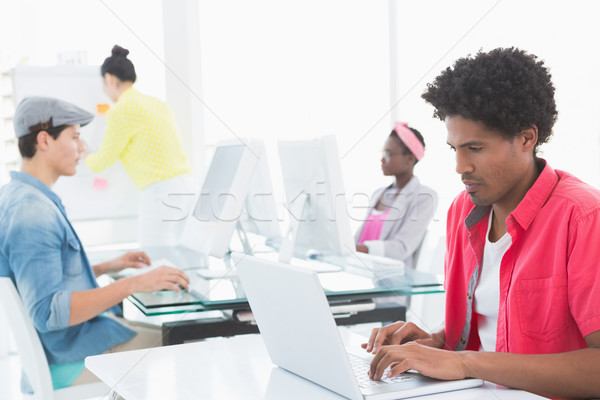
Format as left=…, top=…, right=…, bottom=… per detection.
left=234, top=220, right=253, bottom=255
left=278, top=193, right=308, bottom=264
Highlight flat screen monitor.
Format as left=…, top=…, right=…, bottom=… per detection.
left=180, top=139, right=280, bottom=258
left=277, top=135, right=354, bottom=262
left=238, top=145, right=281, bottom=243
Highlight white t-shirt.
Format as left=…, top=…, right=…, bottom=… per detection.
left=473, top=211, right=511, bottom=352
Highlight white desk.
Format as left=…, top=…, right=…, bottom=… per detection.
left=85, top=330, right=545, bottom=400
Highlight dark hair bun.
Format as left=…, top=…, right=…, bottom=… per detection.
left=101, top=44, right=137, bottom=83
left=111, top=45, right=130, bottom=58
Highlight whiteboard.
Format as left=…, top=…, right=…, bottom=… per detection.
left=11, top=65, right=139, bottom=221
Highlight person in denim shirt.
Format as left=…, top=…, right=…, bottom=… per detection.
left=0, top=97, right=190, bottom=389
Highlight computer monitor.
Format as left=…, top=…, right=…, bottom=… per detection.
left=238, top=145, right=281, bottom=244
left=277, top=135, right=355, bottom=263
left=179, top=139, right=280, bottom=258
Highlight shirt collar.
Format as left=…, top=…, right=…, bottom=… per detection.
left=510, top=158, right=557, bottom=230
left=9, top=171, right=66, bottom=213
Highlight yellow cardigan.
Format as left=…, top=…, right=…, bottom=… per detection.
left=86, top=87, right=191, bottom=189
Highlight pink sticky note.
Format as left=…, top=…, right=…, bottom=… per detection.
left=92, top=178, right=109, bottom=191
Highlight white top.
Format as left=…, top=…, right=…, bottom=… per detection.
left=85, top=330, right=545, bottom=400
left=474, top=211, right=511, bottom=352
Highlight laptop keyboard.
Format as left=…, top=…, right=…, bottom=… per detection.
left=348, top=354, right=417, bottom=388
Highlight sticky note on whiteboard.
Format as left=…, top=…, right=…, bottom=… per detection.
left=92, top=178, right=108, bottom=190
left=96, top=103, right=110, bottom=114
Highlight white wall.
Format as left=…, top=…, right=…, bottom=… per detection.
left=1, top=0, right=599, bottom=242
left=195, top=0, right=600, bottom=241
left=0, top=0, right=166, bottom=98
left=0, top=0, right=168, bottom=244
left=196, top=0, right=391, bottom=233
left=390, top=0, right=600, bottom=238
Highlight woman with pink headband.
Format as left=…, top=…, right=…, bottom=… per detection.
left=355, top=122, right=438, bottom=270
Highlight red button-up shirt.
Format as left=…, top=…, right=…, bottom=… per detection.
left=444, top=160, right=600, bottom=354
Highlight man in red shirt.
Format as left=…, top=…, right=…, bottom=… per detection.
left=364, top=47, right=600, bottom=399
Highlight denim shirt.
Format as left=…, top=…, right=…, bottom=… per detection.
left=0, top=172, right=135, bottom=365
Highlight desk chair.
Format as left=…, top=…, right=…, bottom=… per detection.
left=372, top=230, right=431, bottom=326
left=0, top=277, right=112, bottom=400
left=410, top=229, right=429, bottom=271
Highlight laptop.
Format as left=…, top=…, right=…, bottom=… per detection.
left=236, top=255, right=483, bottom=400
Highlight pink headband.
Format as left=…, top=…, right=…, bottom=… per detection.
left=394, top=122, right=424, bottom=161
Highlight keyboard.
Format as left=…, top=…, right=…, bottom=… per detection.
left=351, top=252, right=404, bottom=266
left=251, top=252, right=342, bottom=273
left=348, top=353, right=417, bottom=388
left=319, top=253, right=405, bottom=276
left=290, top=257, right=341, bottom=273
left=113, top=257, right=176, bottom=278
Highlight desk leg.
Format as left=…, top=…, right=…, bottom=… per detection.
left=161, top=305, right=406, bottom=345
left=334, top=304, right=406, bottom=326
left=162, top=317, right=260, bottom=345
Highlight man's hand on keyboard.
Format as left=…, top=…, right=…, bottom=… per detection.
left=93, top=251, right=152, bottom=276
left=112, top=251, right=152, bottom=271
left=127, top=265, right=190, bottom=293
left=362, top=321, right=445, bottom=355
left=368, top=342, right=470, bottom=381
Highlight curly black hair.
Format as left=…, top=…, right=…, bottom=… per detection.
left=421, top=47, right=558, bottom=154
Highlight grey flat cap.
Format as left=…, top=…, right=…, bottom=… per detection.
left=13, top=96, right=94, bottom=138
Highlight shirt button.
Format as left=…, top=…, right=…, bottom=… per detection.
left=467, top=293, right=472, bottom=299
left=461, top=337, right=466, bottom=344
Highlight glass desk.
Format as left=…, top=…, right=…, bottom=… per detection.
left=113, top=246, right=441, bottom=314
left=130, top=264, right=443, bottom=315
left=88, top=245, right=443, bottom=344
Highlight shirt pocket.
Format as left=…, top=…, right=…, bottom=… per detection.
left=515, top=274, right=569, bottom=342
left=63, top=234, right=83, bottom=277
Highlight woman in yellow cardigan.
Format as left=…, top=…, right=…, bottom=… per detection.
left=86, top=45, right=193, bottom=247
